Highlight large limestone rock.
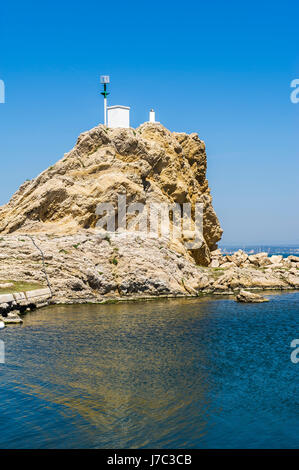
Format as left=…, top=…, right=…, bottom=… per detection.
left=0, top=123, right=222, bottom=266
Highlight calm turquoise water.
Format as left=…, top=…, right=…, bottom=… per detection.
left=0, top=292, right=298, bottom=449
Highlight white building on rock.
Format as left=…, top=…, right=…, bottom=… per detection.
left=107, top=105, right=130, bottom=128
left=106, top=106, right=159, bottom=128
left=100, top=76, right=159, bottom=128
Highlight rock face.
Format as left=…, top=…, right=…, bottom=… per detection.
left=0, top=233, right=212, bottom=303
left=0, top=237, right=298, bottom=304
left=0, top=123, right=223, bottom=266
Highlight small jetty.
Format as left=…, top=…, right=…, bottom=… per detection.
left=0, top=288, right=51, bottom=324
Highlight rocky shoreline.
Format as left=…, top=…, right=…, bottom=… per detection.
left=0, top=123, right=298, bottom=317
left=0, top=234, right=298, bottom=316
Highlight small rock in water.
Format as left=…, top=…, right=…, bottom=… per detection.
left=2, top=311, right=23, bottom=324
left=235, top=290, right=269, bottom=303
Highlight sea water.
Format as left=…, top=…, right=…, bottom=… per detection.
left=0, top=292, right=298, bottom=449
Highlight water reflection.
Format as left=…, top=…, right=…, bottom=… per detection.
left=0, top=294, right=298, bottom=448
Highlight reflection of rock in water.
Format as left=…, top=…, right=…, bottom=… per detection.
left=9, top=299, right=215, bottom=447
left=1, top=293, right=298, bottom=448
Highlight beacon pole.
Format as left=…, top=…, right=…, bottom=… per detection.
left=100, top=75, right=110, bottom=126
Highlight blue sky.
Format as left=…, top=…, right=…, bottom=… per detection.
left=0, top=0, right=298, bottom=244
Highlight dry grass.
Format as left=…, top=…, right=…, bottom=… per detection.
left=0, top=280, right=44, bottom=295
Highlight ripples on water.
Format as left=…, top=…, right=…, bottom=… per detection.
left=0, top=292, right=298, bottom=448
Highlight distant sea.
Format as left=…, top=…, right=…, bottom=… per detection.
left=219, top=245, right=299, bottom=258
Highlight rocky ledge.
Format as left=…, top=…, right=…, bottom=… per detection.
left=0, top=235, right=298, bottom=306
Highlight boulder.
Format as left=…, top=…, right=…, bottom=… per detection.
left=210, top=249, right=222, bottom=258
left=288, top=255, right=299, bottom=263
left=269, top=255, right=283, bottom=264
left=231, top=249, right=248, bottom=267
left=210, top=259, right=220, bottom=268
left=235, top=290, right=269, bottom=303
left=1, top=311, right=23, bottom=324
left=248, top=253, right=270, bottom=267
left=220, top=261, right=237, bottom=268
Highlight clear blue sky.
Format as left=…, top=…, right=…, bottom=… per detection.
left=0, top=0, right=298, bottom=244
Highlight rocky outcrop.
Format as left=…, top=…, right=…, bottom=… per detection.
left=0, top=123, right=298, bottom=305
left=210, top=249, right=299, bottom=272
left=235, top=290, right=269, bottom=303
left=0, top=233, right=210, bottom=303
left=0, top=123, right=223, bottom=266
left=207, top=249, right=299, bottom=293
left=0, top=311, right=23, bottom=324
left=0, top=236, right=298, bottom=304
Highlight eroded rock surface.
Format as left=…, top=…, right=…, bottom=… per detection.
left=0, top=123, right=222, bottom=266
left=0, top=236, right=297, bottom=304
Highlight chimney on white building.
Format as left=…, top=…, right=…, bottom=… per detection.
left=149, top=109, right=156, bottom=123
